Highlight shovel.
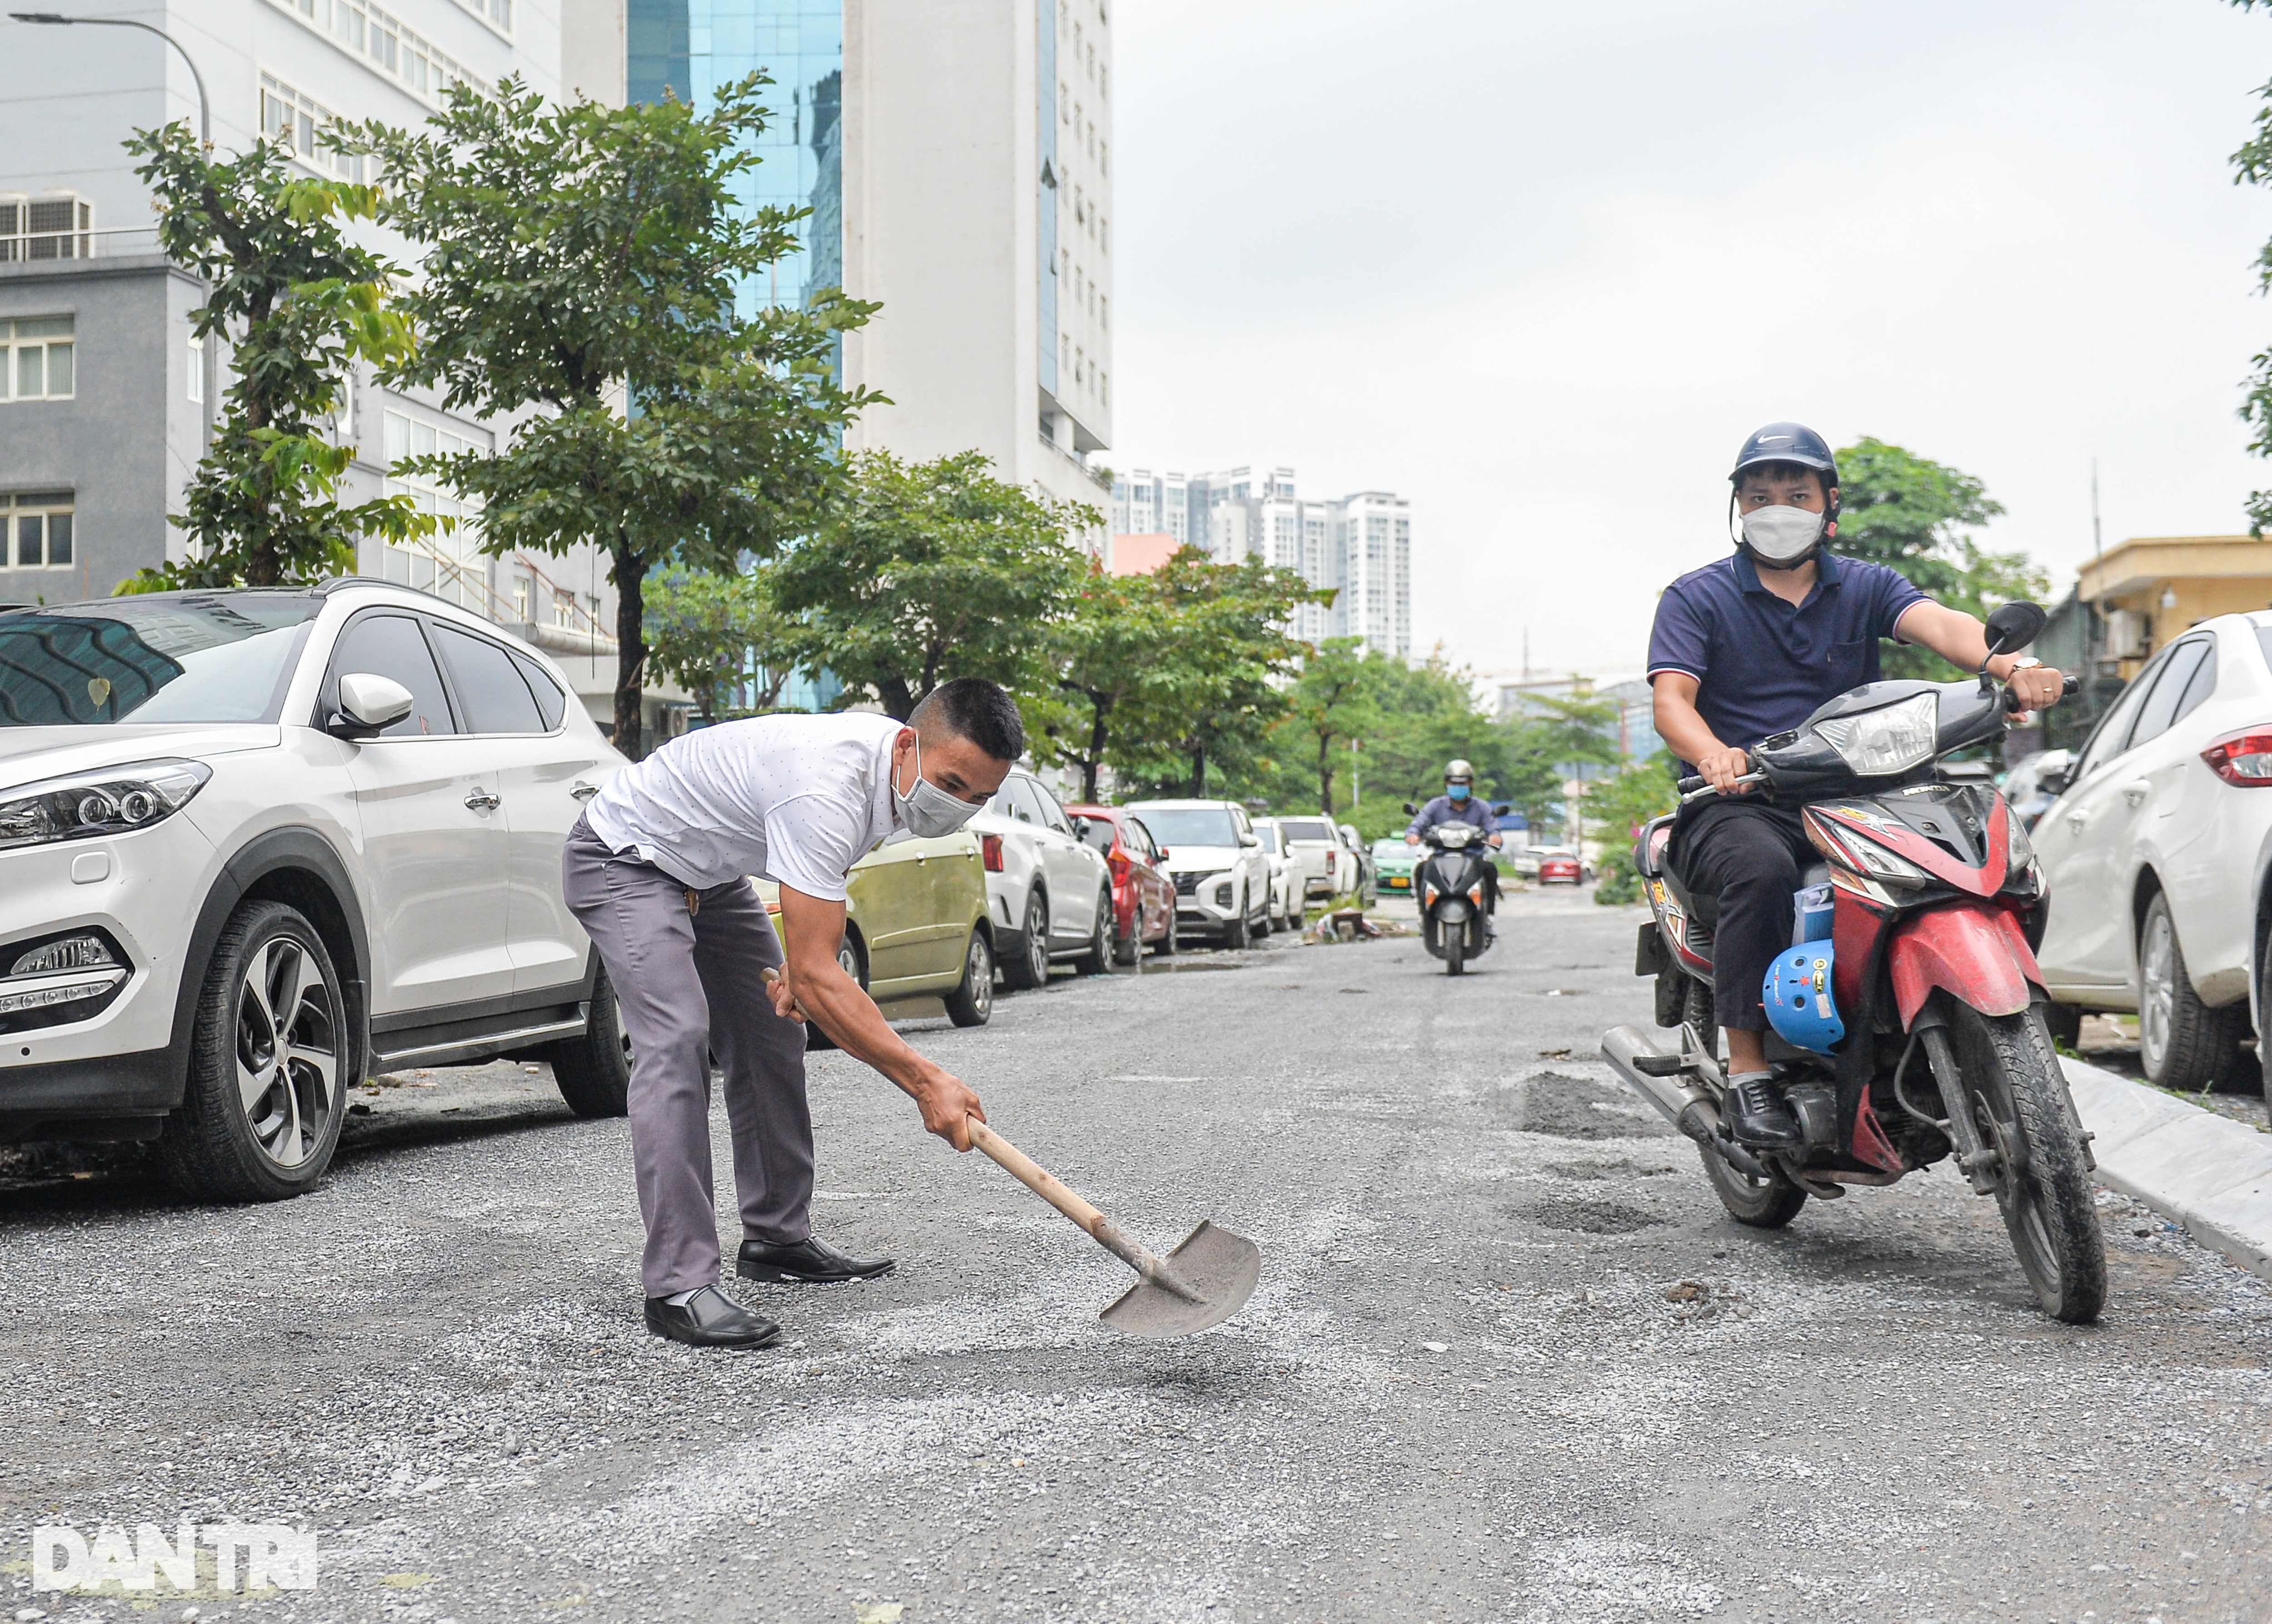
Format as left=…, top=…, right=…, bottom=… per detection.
left=762, top=968, right=1260, bottom=1337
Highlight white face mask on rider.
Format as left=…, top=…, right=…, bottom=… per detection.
left=1739, top=504, right=1825, bottom=566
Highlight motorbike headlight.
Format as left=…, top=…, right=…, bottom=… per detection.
left=2003, top=804, right=2036, bottom=870
left=1810, top=693, right=1938, bottom=777
left=0, top=760, right=212, bottom=852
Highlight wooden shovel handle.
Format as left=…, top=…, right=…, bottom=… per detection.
left=970, top=1120, right=1198, bottom=1300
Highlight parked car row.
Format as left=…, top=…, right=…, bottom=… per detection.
left=2024, top=609, right=2272, bottom=1097
left=0, top=580, right=1395, bottom=1206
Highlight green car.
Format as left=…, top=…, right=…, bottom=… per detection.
left=754, top=831, right=995, bottom=1025
left=1372, top=837, right=1418, bottom=894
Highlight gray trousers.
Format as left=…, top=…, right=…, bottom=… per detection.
left=562, top=819, right=814, bottom=1296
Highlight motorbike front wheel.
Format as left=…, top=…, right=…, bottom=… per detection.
left=1949, top=1004, right=2107, bottom=1325
left=1445, top=919, right=1466, bottom=975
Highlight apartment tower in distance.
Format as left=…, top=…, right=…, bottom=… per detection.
left=628, top=0, right=1113, bottom=533
left=1113, top=466, right=1411, bottom=657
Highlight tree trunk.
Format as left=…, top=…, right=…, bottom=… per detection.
left=877, top=678, right=917, bottom=721
left=1082, top=698, right=1110, bottom=803
left=613, top=538, right=647, bottom=759
left=1317, top=734, right=1335, bottom=817
left=1187, top=742, right=1206, bottom=798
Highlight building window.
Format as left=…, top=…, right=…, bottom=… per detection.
left=4, top=492, right=74, bottom=571
left=553, top=589, right=574, bottom=629
left=1099, top=138, right=1108, bottom=174
left=1099, top=293, right=1107, bottom=328
left=259, top=73, right=365, bottom=181
left=512, top=576, right=530, bottom=621
left=0, top=317, right=73, bottom=402
left=381, top=408, right=488, bottom=610
left=1100, top=216, right=1109, bottom=254
left=1099, top=369, right=1108, bottom=405
left=1062, top=334, right=1071, bottom=372
left=1060, top=82, right=1069, bottom=121
left=186, top=330, right=204, bottom=403
left=267, top=0, right=484, bottom=109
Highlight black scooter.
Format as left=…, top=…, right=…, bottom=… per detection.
left=1409, top=820, right=1499, bottom=975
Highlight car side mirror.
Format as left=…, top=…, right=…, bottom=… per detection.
left=2033, top=748, right=2075, bottom=795
left=1069, top=815, right=1090, bottom=838
left=331, top=672, right=414, bottom=737
left=1983, top=601, right=2048, bottom=661
left=1156, top=846, right=1170, bottom=860
left=1239, top=833, right=1260, bottom=848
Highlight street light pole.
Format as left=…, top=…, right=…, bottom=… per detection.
left=10, top=12, right=210, bottom=146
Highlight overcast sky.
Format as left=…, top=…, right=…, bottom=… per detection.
left=1111, top=0, right=2272, bottom=680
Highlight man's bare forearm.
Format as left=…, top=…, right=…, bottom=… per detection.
left=787, top=955, right=938, bottom=1100
left=1653, top=680, right=1727, bottom=765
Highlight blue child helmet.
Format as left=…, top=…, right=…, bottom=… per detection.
left=1762, top=942, right=1845, bottom=1053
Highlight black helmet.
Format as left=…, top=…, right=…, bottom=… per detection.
left=1730, top=422, right=1838, bottom=490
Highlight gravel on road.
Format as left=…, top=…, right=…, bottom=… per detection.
left=3, top=889, right=2268, bottom=1623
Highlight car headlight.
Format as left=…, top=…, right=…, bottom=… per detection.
left=1810, top=693, right=1938, bottom=777
left=0, top=760, right=212, bottom=851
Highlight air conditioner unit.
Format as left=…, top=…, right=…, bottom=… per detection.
left=0, top=191, right=94, bottom=262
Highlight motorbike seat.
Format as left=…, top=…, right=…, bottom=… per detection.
left=1799, top=860, right=1831, bottom=889
left=1637, top=813, right=1677, bottom=878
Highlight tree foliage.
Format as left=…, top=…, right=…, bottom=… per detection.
left=1132, top=551, right=1324, bottom=797
left=2231, top=2, right=2272, bottom=530
left=1833, top=437, right=2047, bottom=678
left=1285, top=638, right=1380, bottom=816
left=1588, top=753, right=1680, bottom=905
left=644, top=564, right=800, bottom=722
left=344, top=75, right=877, bottom=755
left=119, top=122, right=428, bottom=592
left=769, top=450, right=1096, bottom=720
left=1026, top=566, right=1184, bottom=804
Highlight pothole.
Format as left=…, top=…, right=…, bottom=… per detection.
left=1522, top=1194, right=1669, bottom=1234
left=1500, top=1072, right=1675, bottom=1141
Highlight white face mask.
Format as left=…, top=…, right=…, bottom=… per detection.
left=893, top=734, right=984, bottom=839
left=1740, top=504, right=1825, bottom=566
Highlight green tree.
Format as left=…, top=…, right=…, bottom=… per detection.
left=1589, top=753, right=1681, bottom=906
left=1833, top=437, right=2048, bottom=678
left=1027, top=566, right=1188, bottom=803
left=770, top=449, right=1095, bottom=720
left=1498, top=687, right=1620, bottom=847
left=2231, top=0, right=2272, bottom=529
left=345, top=75, right=877, bottom=756
left=644, top=563, right=800, bottom=722
left=120, top=122, right=427, bottom=591
left=1285, top=638, right=1380, bottom=816
left=1115, top=550, right=1320, bottom=797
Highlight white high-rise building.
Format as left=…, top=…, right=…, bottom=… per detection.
left=1112, top=463, right=1410, bottom=656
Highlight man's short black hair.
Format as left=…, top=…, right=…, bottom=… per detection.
left=911, top=676, right=1025, bottom=763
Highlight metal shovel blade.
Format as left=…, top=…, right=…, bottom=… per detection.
left=1098, top=1219, right=1261, bottom=1339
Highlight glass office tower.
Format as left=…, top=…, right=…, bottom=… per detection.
left=627, top=0, right=842, bottom=320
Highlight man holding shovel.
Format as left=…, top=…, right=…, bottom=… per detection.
left=563, top=678, right=1020, bottom=1348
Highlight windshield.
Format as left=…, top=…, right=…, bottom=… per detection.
left=1254, top=827, right=1281, bottom=853
left=0, top=595, right=319, bottom=726
left=1279, top=819, right=1332, bottom=843
left=1134, top=807, right=1239, bottom=846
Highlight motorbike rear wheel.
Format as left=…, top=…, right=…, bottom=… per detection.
left=1699, top=1140, right=1808, bottom=1228
left=1948, top=1003, right=2107, bottom=1324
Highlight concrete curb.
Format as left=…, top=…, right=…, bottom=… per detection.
left=2061, top=1056, right=2272, bottom=1283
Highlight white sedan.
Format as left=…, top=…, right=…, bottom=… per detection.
left=2030, top=610, right=2272, bottom=1093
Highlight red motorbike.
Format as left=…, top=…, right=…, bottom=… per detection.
left=1603, top=603, right=2105, bottom=1323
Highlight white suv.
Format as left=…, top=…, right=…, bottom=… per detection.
left=1123, top=799, right=1275, bottom=947
left=967, top=769, right=1113, bottom=989
left=1268, top=813, right=1343, bottom=899
left=0, top=583, right=628, bottom=1200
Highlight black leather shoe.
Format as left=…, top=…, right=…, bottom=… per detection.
left=737, top=1235, right=895, bottom=1284
left=1724, top=1073, right=1802, bottom=1150
left=643, top=1285, right=781, bottom=1348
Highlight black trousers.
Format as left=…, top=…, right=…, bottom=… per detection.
left=1669, top=798, right=1814, bottom=1034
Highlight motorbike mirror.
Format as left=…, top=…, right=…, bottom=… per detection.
left=1491, top=801, right=1511, bottom=815
left=1402, top=801, right=1419, bottom=815
left=1983, top=601, right=2048, bottom=662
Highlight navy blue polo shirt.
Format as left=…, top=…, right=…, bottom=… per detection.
left=1646, top=550, right=1928, bottom=763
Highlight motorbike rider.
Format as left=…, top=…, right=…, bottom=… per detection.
left=1647, top=423, right=2068, bottom=1149
left=1407, top=759, right=1505, bottom=929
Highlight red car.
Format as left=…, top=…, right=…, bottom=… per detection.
left=1066, top=804, right=1180, bottom=960
left=1537, top=850, right=1585, bottom=885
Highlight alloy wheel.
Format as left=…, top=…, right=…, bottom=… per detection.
left=234, top=937, right=339, bottom=1172
left=965, top=933, right=994, bottom=1019
left=1025, top=894, right=1051, bottom=983
left=2140, top=910, right=2177, bottom=1078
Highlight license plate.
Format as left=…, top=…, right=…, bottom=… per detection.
left=1387, top=876, right=1409, bottom=888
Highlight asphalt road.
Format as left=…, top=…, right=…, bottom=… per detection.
left=3, top=888, right=2270, bottom=1624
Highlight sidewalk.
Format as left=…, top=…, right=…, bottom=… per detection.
left=2063, top=1057, right=2272, bottom=1282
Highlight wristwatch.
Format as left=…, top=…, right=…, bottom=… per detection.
left=2004, top=656, right=2044, bottom=676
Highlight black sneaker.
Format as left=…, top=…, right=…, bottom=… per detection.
left=1723, top=1073, right=1801, bottom=1150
